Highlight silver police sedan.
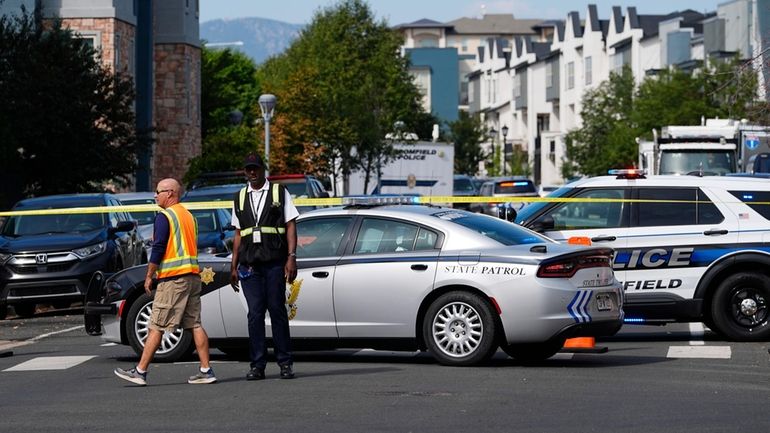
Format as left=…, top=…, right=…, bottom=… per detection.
left=85, top=199, right=624, bottom=366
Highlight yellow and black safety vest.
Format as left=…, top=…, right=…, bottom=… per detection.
left=233, top=182, right=288, bottom=265
left=157, top=203, right=200, bottom=279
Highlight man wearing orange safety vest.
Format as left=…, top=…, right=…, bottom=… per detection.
left=114, top=178, right=216, bottom=386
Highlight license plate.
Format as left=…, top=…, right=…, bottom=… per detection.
left=596, top=293, right=613, bottom=311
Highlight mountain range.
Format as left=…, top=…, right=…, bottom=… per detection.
left=200, top=17, right=303, bottom=65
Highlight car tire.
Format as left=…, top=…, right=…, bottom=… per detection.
left=13, top=303, right=36, bottom=318
left=501, top=338, right=565, bottom=364
left=710, top=272, right=770, bottom=341
left=126, top=293, right=193, bottom=362
left=422, top=291, right=498, bottom=366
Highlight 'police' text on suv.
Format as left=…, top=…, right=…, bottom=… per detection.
left=512, top=170, right=770, bottom=341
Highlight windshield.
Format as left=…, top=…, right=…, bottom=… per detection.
left=121, top=199, right=157, bottom=226
left=2, top=213, right=106, bottom=236
left=515, top=186, right=573, bottom=223
left=454, top=178, right=475, bottom=192
left=277, top=182, right=309, bottom=198
left=433, top=211, right=550, bottom=246
left=659, top=150, right=735, bottom=175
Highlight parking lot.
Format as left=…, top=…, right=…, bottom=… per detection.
left=2, top=310, right=770, bottom=433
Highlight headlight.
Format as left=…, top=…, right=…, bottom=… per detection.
left=0, top=252, right=12, bottom=265
left=72, top=241, right=107, bottom=258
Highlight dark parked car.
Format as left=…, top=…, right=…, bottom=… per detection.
left=184, top=173, right=331, bottom=213
left=453, top=174, right=479, bottom=211
left=472, top=177, right=539, bottom=215
left=0, top=193, right=144, bottom=319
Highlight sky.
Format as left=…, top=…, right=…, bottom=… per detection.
left=200, top=0, right=725, bottom=25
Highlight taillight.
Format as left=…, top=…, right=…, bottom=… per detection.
left=537, top=255, right=611, bottom=278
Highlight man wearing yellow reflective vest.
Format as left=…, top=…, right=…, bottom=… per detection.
left=230, top=153, right=298, bottom=380
left=114, top=178, right=216, bottom=386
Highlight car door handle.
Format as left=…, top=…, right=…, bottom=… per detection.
left=704, top=229, right=728, bottom=236
left=312, top=271, right=329, bottom=278
left=411, top=264, right=429, bottom=271
left=590, top=236, right=617, bottom=242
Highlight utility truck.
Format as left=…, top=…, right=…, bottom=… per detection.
left=345, top=141, right=454, bottom=198
left=639, top=118, right=770, bottom=175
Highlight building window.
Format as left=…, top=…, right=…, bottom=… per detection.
left=513, top=73, right=520, bottom=98
left=585, top=56, right=592, bottom=85
left=114, top=34, right=121, bottom=70
left=546, top=62, right=553, bottom=88
left=567, top=61, right=574, bottom=90
left=418, top=36, right=438, bottom=48
left=410, top=67, right=432, bottom=112
left=76, top=30, right=102, bottom=59
left=461, top=38, right=468, bottom=52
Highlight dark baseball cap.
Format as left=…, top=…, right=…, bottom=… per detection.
left=243, top=153, right=264, bottom=168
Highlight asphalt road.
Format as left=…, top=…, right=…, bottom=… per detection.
left=1, top=311, right=770, bottom=433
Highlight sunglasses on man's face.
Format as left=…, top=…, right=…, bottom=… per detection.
left=155, top=189, right=173, bottom=195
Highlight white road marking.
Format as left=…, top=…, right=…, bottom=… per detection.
left=30, top=325, right=84, bottom=341
left=3, top=356, right=97, bottom=371
left=100, top=343, right=117, bottom=347
left=666, top=346, right=731, bottom=359
left=689, top=322, right=705, bottom=346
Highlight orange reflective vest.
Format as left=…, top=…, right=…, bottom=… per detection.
left=157, top=203, right=200, bottom=279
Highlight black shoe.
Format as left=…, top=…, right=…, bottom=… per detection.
left=246, top=367, right=265, bottom=381
left=279, top=364, right=295, bottom=379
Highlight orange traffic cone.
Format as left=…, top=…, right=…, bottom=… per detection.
left=560, top=337, right=608, bottom=354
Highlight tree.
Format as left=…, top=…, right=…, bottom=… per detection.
left=563, top=68, right=636, bottom=178
left=258, top=0, right=430, bottom=195
left=185, top=46, right=260, bottom=183
left=0, top=8, right=137, bottom=208
left=448, top=111, right=487, bottom=176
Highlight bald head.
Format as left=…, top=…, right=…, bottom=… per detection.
left=155, top=178, right=182, bottom=208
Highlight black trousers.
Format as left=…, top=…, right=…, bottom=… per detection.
left=239, top=260, right=293, bottom=369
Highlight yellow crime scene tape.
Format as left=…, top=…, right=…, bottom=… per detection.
left=0, top=195, right=765, bottom=217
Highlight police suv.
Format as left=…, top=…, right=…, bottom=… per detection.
left=513, top=170, right=770, bottom=341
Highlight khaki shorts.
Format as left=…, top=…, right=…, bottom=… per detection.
left=149, top=274, right=202, bottom=332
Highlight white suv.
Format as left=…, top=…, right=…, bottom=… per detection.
left=513, top=170, right=770, bottom=341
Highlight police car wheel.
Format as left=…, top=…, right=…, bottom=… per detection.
left=126, top=293, right=194, bottom=362
left=710, top=272, right=770, bottom=342
left=423, top=291, right=498, bottom=366
left=501, top=338, right=565, bottom=364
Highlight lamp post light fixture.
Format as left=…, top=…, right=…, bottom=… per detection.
left=258, top=94, right=277, bottom=176
left=488, top=127, right=497, bottom=176
left=501, top=125, right=509, bottom=176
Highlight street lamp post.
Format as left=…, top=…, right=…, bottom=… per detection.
left=488, top=127, right=497, bottom=176
left=258, top=94, right=276, bottom=176
left=501, top=125, right=509, bottom=176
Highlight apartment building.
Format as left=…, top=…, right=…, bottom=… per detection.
left=0, top=0, right=201, bottom=191
left=468, top=0, right=769, bottom=186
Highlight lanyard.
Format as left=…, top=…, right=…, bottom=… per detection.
left=250, top=187, right=268, bottom=222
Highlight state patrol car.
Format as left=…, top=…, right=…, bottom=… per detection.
left=85, top=197, right=623, bottom=366
left=514, top=170, right=770, bottom=341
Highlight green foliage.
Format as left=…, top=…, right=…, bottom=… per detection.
left=258, top=0, right=431, bottom=194
left=186, top=45, right=260, bottom=183
left=448, top=111, right=487, bottom=176
left=563, top=68, right=636, bottom=178
left=508, top=146, right=532, bottom=177
left=0, top=8, right=137, bottom=208
left=200, top=45, right=259, bottom=137
left=566, top=57, right=759, bottom=178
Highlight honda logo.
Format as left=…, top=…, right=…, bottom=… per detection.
left=35, top=253, right=48, bottom=265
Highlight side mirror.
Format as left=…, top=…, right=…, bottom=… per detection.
left=497, top=204, right=517, bottom=222
left=223, top=224, right=236, bottom=232
left=529, top=215, right=555, bottom=233
left=318, top=191, right=330, bottom=198
left=110, top=220, right=135, bottom=234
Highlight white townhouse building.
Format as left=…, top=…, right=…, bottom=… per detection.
left=468, top=1, right=769, bottom=186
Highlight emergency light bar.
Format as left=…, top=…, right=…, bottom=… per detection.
left=608, top=169, right=647, bottom=179
left=342, top=195, right=421, bottom=207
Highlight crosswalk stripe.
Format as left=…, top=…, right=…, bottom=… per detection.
left=666, top=346, right=731, bottom=359
left=3, top=356, right=97, bottom=371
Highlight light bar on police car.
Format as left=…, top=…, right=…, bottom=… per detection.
left=607, top=168, right=647, bottom=179
left=341, top=195, right=421, bottom=206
